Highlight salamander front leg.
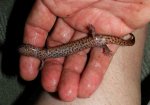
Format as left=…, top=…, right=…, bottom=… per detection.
left=39, top=60, right=45, bottom=70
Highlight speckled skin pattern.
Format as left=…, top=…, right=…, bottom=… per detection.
left=19, top=25, right=135, bottom=60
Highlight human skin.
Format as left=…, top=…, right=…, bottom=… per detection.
left=19, top=0, right=150, bottom=101
left=35, top=27, right=146, bottom=105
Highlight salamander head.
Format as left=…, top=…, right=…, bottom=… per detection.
left=19, top=44, right=40, bottom=57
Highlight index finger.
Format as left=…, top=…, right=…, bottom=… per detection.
left=20, top=0, right=56, bottom=80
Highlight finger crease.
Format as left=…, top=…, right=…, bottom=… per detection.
left=27, top=22, right=50, bottom=33
left=64, top=68, right=82, bottom=74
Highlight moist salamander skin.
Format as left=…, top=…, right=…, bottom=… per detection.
left=19, top=25, right=135, bottom=60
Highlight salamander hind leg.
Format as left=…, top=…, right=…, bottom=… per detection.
left=87, top=24, right=96, bottom=38
left=102, top=45, right=112, bottom=56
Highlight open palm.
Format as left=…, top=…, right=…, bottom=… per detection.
left=20, top=0, right=150, bottom=101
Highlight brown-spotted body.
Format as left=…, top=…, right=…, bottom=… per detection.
left=19, top=25, right=135, bottom=60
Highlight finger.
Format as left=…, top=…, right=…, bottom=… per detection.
left=41, top=19, right=74, bottom=92
left=20, top=0, right=56, bottom=80
left=91, top=0, right=150, bottom=29
left=78, top=45, right=118, bottom=98
left=64, top=7, right=133, bottom=35
left=58, top=32, right=89, bottom=101
left=43, top=0, right=97, bottom=17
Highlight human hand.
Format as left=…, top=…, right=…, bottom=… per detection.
left=20, top=0, right=150, bottom=101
